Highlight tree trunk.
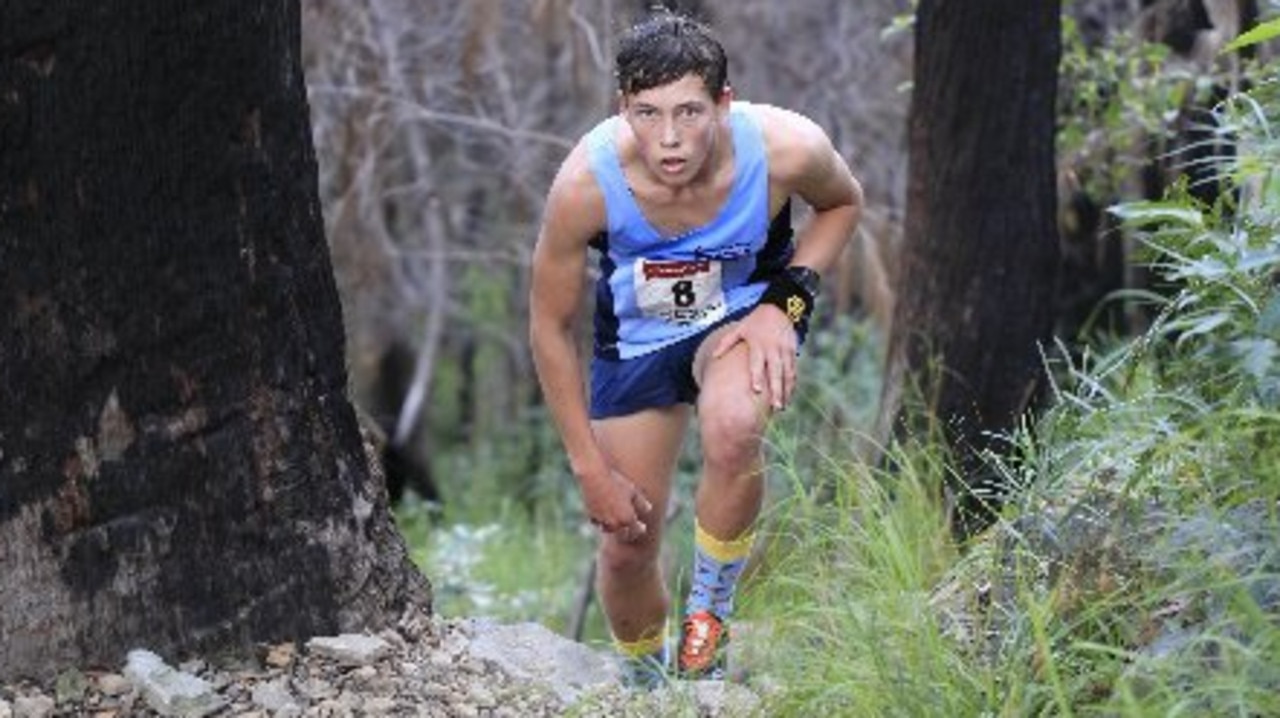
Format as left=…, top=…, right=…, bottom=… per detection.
left=876, top=0, right=1062, bottom=535
left=0, top=0, right=430, bottom=681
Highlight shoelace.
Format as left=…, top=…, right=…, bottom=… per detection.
left=685, top=618, right=713, bottom=652
left=680, top=612, right=724, bottom=670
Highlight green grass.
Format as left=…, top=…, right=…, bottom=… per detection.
left=396, top=494, right=591, bottom=631
left=741, top=403, right=1280, bottom=716
left=742, top=452, right=981, bottom=717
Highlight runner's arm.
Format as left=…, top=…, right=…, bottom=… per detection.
left=771, top=107, right=863, bottom=276
left=530, top=145, right=653, bottom=538
left=530, top=143, right=609, bottom=481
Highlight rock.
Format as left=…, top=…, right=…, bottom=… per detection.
left=263, top=642, right=297, bottom=669
left=467, top=683, right=497, bottom=708
left=689, top=679, right=762, bottom=715
left=94, top=673, right=131, bottom=698
left=0, top=618, right=708, bottom=718
left=11, top=695, right=54, bottom=718
left=361, top=695, right=398, bottom=714
left=250, top=678, right=301, bottom=716
left=467, top=620, right=620, bottom=703
left=306, top=634, right=392, bottom=666
left=53, top=668, right=89, bottom=705
left=124, top=649, right=226, bottom=717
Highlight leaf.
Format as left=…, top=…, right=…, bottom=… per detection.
left=1237, top=247, right=1280, bottom=274
left=1223, top=18, right=1280, bottom=54
left=1257, top=377, right=1280, bottom=409
left=1108, top=201, right=1204, bottom=228
left=1232, top=338, right=1279, bottom=380
left=1168, top=257, right=1231, bottom=282
left=1173, top=312, right=1232, bottom=345
left=1258, top=293, right=1280, bottom=337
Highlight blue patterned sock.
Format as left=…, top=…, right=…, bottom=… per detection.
left=686, top=521, right=754, bottom=619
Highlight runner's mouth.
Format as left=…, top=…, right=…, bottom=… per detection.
left=660, top=158, right=687, bottom=173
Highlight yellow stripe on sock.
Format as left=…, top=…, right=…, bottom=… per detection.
left=695, top=520, right=756, bottom=563
left=614, top=629, right=667, bottom=658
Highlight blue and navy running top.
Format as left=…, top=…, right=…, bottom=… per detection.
left=586, top=102, right=794, bottom=360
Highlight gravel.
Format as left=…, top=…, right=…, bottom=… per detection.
left=0, top=610, right=766, bottom=717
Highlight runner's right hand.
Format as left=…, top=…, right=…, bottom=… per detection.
left=580, top=466, right=653, bottom=543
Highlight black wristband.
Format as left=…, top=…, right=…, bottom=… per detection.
left=759, top=270, right=816, bottom=327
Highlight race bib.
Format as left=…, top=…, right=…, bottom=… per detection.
left=634, top=258, right=727, bottom=326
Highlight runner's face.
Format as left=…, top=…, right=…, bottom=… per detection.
left=621, top=74, right=729, bottom=187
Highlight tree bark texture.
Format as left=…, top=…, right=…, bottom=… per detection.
left=878, top=1, right=1062, bottom=506
left=0, top=0, right=430, bottom=681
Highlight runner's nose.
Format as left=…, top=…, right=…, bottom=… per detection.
left=660, top=117, right=679, bottom=147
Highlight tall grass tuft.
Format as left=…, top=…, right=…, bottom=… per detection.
left=745, top=442, right=984, bottom=717
left=741, top=57, right=1280, bottom=718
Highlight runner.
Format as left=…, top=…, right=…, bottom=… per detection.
left=529, top=9, right=863, bottom=686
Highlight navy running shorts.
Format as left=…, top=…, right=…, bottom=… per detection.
left=590, top=305, right=805, bottom=420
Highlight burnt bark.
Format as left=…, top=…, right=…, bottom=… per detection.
left=877, top=1, right=1062, bottom=536
left=0, top=0, right=429, bottom=681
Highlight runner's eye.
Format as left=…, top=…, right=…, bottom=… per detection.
left=677, top=106, right=703, bottom=122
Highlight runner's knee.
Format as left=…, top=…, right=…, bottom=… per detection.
left=597, top=532, right=662, bottom=577
left=698, top=386, right=766, bottom=471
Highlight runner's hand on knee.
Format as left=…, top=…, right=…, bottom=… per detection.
left=712, top=306, right=798, bottom=410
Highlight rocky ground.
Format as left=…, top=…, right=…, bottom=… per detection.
left=0, top=610, right=766, bottom=717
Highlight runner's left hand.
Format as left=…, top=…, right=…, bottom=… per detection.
left=711, top=305, right=798, bottom=410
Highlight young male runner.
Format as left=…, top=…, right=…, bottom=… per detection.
left=529, top=10, right=862, bottom=685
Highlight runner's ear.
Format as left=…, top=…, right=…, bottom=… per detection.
left=717, top=85, right=733, bottom=109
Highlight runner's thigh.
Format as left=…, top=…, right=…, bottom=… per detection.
left=592, top=406, right=691, bottom=527
left=691, top=321, right=752, bottom=392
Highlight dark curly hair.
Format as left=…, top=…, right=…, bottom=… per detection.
left=615, top=11, right=728, bottom=98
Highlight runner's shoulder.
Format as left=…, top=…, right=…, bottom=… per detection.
left=544, top=138, right=608, bottom=240
left=741, top=102, right=833, bottom=181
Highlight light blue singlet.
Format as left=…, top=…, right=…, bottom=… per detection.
left=585, top=102, right=791, bottom=361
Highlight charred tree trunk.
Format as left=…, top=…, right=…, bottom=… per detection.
left=0, top=0, right=430, bottom=681
left=876, top=0, right=1062, bottom=537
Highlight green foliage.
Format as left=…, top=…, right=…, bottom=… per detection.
left=1058, top=15, right=1179, bottom=200
left=1107, top=76, right=1280, bottom=410
left=741, top=54, right=1280, bottom=717
left=1223, top=17, right=1280, bottom=54
left=396, top=491, right=590, bottom=631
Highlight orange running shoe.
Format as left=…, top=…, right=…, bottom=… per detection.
left=678, top=610, right=729, bottom=679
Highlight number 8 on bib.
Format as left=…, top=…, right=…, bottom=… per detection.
left=634, top=258, right=727, bottom=327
